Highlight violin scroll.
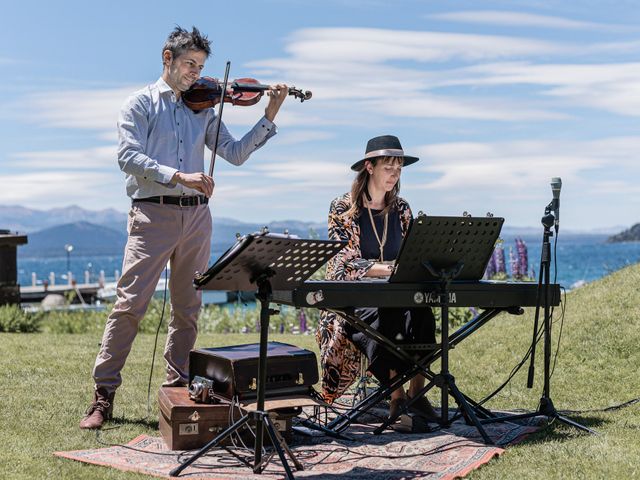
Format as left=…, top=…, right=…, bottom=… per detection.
left=287, top=87, right=312, bottom=103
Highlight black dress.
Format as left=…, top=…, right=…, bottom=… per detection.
left=347, top=207, right=436, bottom=384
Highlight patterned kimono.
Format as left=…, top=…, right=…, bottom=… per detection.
left=315, top=192, right=413, bottom=403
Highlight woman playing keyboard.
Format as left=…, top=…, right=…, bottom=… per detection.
left=317, top=135, right=438, bottom=421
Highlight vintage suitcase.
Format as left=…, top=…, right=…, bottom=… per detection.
left=158, top=387, right=294, bottom=450
left=189, top=342, right=318, bottom=401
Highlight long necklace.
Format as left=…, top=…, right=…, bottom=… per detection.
left=367, top=205, right=389, bottom=261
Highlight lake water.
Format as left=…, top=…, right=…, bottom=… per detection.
left=17, top=233, right=640, bottom=291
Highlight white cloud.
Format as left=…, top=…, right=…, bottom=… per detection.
left=271, top=130, right=335, bottom=145
left=426, top=11, right=620, bottom=30
left=396, top=136, right=640, bottom=227
left=432, top=62, right=640, bottom=117
left=21, top=26, right=637, bottom=135
left=23, top=86, right=139, bottom=130
left=0, top=172, right=125, bottom=209
left=6, top=134, right=637, bottom=228
left=253, top=160, right=347, bottom=184
left=11, top=146, right=116, bottom=170
left=282, top=28, right=565, bottom=63
left=415, top=136, right=640, bottom=192
left=365, top=96, right=567, bottom=121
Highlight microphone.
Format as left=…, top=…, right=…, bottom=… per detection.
left=550, top=177, right=562, bottom=229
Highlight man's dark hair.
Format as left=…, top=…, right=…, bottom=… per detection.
left=162, top=26, right=212, bottom=62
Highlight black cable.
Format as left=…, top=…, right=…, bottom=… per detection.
left=477, top=322, right=545, bottom=406
left=548, top=228, right=563, bottom=379
left=146, top=266, right=169, bottom=417
left=550, top=286, right=567, bottom=379
left=94, top=428, right=178, bottom=456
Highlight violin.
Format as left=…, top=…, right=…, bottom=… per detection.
left=183, top=76, right=312, bottom=111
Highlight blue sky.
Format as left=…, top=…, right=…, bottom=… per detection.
left=2, top=0, right=639, bottom=230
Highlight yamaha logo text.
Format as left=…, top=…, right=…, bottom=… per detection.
left=414, top=291, right=458, bottom=305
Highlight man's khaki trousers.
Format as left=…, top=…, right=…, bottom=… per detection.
left=92, top=201, right=212, bottom=392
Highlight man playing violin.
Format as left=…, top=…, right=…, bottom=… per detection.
left=80, top=26, right=288, bottom=429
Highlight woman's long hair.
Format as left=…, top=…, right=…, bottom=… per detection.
left=346, top=156, right=402, bottom=218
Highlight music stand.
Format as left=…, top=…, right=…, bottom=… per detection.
left=349, top=215, right=504, bottom=442
left=169, top=231, right=345, bottom=479
left=390, top=215, right=504, bottom=283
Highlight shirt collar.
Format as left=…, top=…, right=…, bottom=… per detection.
left=155, top=77, right=175, bottom=95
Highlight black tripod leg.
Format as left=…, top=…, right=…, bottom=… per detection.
left=265, top=414, right=304, bottom=471
left=170, top=414, right=251, bottom=477
left=539, top=397, right=599, bottom=435
left=254, top=415, right=297, bottom=479
left=295, top=418, right=353, bottom=441
left=554, top=414, right=599, bottom=435
left=448, top=381, right=494, bottom=445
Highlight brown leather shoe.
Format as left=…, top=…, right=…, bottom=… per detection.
left=407, top=395, right=439, bottom=421
left=79, top=387, right=114, bottom=429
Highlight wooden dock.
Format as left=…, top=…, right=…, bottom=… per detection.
left=20, top=283, right=102, bottom=303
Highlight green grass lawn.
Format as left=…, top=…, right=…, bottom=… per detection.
left=1, top=264, right=639, bottom=479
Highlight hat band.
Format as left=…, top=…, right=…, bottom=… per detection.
left=364, top=148, right=404, bottom=159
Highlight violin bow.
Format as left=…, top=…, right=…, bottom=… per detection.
left=208, top=61, right=232, bottom=177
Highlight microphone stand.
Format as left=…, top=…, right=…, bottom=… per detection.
left=526, top=201, right=554, bottom=388
left=482, top=199, right=597, bottom=434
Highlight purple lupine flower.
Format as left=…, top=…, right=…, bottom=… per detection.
left=279, top=320, right=285, bottom=334
left=495, top=244, right=506, bottom=274
left=517, top=238, right=528, bottom=279
left=299, top=309, right=307, bottom=333
left=509, top=246, right=518, bottom=278
left=484, top=249, right=497, bottom=279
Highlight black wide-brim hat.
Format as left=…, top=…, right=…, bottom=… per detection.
left=351, top=135, right=419, bottom=171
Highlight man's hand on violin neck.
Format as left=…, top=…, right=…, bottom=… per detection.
left=264, top=83, right=288, bottom=122
left=173, top=172, right=214, bottom=197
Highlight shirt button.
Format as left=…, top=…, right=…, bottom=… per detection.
left=180, top=140, right=183, bottom=143
left=179, top=159, right=183, bottom=162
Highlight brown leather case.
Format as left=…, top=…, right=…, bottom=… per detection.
left=188, top=342, right=318, bottom=401
left=158, top=387, right=293, bottom=450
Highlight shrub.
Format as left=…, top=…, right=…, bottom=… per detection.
left=40, top=309, right=105, bottom=334
left=433, top=306, right=475, bottom=331
left=0, top=305, right=43, bottom=333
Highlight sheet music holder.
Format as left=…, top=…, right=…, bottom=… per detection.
left=390, top=215, right=504, bottom=283
left=194, top=231, right=344, bottom=291
left=172, top=231, right=345, bottom=479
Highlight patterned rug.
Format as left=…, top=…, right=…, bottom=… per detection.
left=55, top=415, right=538, bottom=479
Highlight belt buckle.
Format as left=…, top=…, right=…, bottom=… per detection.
left=179, top=196, right=200, bottom=207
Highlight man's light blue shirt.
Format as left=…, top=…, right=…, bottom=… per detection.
left=117, top=77, right=276, bottom=198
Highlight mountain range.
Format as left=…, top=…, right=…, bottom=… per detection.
left=1, top=204, right=635, bottom=257
left=0, top=205, right=326, bottom=257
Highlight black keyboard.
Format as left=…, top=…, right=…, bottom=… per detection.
left=272, top=280, right=560, bottom=309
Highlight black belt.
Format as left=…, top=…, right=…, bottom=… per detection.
left=132, top=195, right=208, bottom=207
